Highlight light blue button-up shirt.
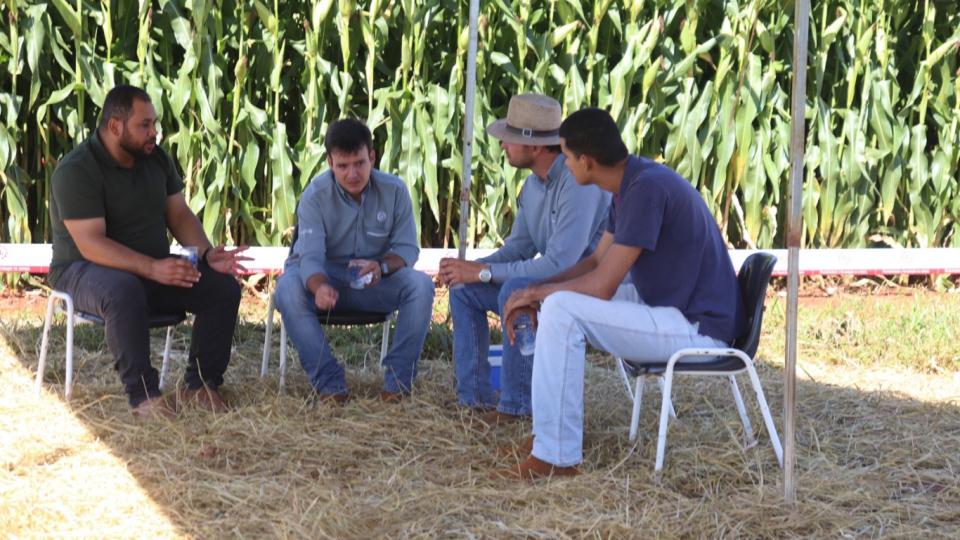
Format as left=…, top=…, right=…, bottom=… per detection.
left=479, top=154, right=611, bottom=282
left=285, top=169, right=420, bottom=287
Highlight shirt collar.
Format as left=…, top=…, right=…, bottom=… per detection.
left=543, top=153, right=568, bottom=186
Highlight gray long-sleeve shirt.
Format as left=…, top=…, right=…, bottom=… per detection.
left=479, top=154, right=611, bottom=283
left=284, top=169, right=420, bottom=288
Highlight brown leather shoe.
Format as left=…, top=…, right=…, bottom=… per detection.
left=378, top=391, right=406, bottom=403
left=495, top=435, right=534, bottom=459
left=132, top=396, right=176, bottom=421
left=480, top=409, right=527, bottom=428
left=493, top=455, right=580, bottom=481
left=177, top=386, right=229, bottom=413
left=313, top=392, right=350, bottom=406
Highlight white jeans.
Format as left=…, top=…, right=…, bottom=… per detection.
left=531, top=285, right=727, bottom=466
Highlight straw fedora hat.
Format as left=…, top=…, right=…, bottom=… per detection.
left=486, top=93, right=562, bottom=146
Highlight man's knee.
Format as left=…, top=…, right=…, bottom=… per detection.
left=539, top=291, right=581, bottom=323
left=395, top=268, right=435, bottom=302
left=274, top=273, right=309, bottom=314
left=210, top=270, right=242, bottom=307
left=497, top=277, right=536, bottom=308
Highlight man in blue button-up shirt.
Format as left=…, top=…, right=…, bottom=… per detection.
left=275, top=119, right=435, bottom=403
left=438, top=94, right=610, bottom=424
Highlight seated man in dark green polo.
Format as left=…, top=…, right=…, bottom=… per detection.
left=48, top=85, right=249, bottom=419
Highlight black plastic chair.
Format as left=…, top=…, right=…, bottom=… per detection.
left=260, top=223, right=396, bottom=389
left=615, top=252, right=783, bottom=470
left=260, top=298, right=395, bottom=389
left=36, top=290, right=186, bottom=399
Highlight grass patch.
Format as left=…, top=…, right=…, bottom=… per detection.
left=1, top=287, right=958, bottom=538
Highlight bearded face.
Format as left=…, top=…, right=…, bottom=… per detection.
left=117, top=99, right=158, bottom=158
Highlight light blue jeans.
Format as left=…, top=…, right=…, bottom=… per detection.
left=450, top=277, right=536, bottom=415
left=531, top=287, right=727, bottom=467
left=274, top=267, right=435, bottom=395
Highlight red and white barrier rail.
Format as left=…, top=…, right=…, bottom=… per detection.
left=2, top=244, right=959, bottom=278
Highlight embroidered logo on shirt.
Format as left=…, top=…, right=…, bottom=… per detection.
left=377, top=211, right=387, bottom=222
left=301, top=228, right=314, bottom=235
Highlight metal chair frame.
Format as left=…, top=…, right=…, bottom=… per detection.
left=616, top=252, right=784, bottom=471
left=260, top=291, right=395, bottom=390
left=36, top=290, right=185, bottom=399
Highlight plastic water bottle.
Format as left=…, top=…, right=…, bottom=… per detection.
left=513, top=313, right=536, bottom=356
left=349, top=262, right=372, bottom=289
left=180, top=246, right=199, bottom=267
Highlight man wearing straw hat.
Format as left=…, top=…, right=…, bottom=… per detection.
left=438, top=94, right=610, bottom=426
left=498, top=108, right=745, bottom=479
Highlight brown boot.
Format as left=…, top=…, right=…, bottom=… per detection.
left=177, top=386, right=229, bottom=413
left=480, top=410, right=527, bottom=429
left=378, top=391, right=406, bottom=403
left=495, top=435, right=534, bottom=459
left=132, top=396, right=176, bottom=421
left=312, top=392, right=351, bottom=406
left=493, top=455, right=580, bottom=481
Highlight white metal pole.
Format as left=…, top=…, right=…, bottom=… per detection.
left=785, top=0, right=811, bottom=504
left=457, top=0, right=481, bottom=258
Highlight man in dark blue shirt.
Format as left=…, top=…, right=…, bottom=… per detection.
left=499, top=108, right=745, bottom=479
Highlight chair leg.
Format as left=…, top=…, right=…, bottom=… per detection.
left=378, top=315, right=392, bottom=368
left=261, top=292, right=275, bottom=378
left=654, top=369, right=676, bottom=471
left=729, top=375, right=757, bottom=449
left=62, top=297, right=75, bottom=401
left=629, top=376, right=645, bottom=442
left=616, top=358, right=635, bottom=400
left=744, top=362, right=784, bottom=467
left=36, top=294, right=58, bottom=395
left=278, top=321, right=287, bottom=390
left=159, top=326, right=174, bottom=391
left=657, top=376, right=678, bottom=419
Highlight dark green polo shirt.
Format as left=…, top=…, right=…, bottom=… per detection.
left=48, top=131, right=184, bottom=286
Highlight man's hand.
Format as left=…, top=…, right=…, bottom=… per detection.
left=205, top=245, right=252, bottom=275
left=438, top=258, right=487, bottom=286
left=149, top=258, right=201, bottom=287
left=348, top=259, right=381, bottom=287
left=314, top=283, right=339, bottom=310
left=503, top=286, right=547, bottom=345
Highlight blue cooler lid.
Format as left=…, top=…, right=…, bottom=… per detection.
left=488, top=344, right=503, bottom=367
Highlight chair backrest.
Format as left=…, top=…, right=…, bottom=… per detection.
left=732, top=252, right=777, bottom=357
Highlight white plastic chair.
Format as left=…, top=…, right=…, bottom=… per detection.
left=36, top=290, right=185, bottom=399
left=617, top=252, right=783, bottom=471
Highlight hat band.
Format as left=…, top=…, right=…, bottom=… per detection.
left=505, top=123, right=560, bottom=139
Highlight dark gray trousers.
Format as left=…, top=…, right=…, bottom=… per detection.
left=54, top=259, right=242, bottom=406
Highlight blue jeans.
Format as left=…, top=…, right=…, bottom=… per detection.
left=274, top=267, right=435, bottom=395
left=450, top=277, right=536, bottom=415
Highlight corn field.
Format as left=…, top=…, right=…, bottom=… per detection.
left=1, top=0, right=958, bottom=252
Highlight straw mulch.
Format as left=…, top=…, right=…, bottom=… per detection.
left=1, top=305, right=958, bottom=539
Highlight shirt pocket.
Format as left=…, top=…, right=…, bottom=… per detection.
left=364, top=226, right=390, bottom=255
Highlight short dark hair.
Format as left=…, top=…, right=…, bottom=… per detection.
left=558, top=108, right=629, bottom=166
left=99, top=85, right=152, bottom=131
left=324, top=118, right=373, bottom=155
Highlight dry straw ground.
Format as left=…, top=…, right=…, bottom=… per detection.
left=1, top=286, right=958, bottom=538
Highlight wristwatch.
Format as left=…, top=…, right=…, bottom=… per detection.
left=380, top=261, right=390, bottom=276
left=478, top=266, right=492, bottom=283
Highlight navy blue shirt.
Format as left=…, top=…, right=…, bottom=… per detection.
left=607, top=156, right=745, bottom=343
